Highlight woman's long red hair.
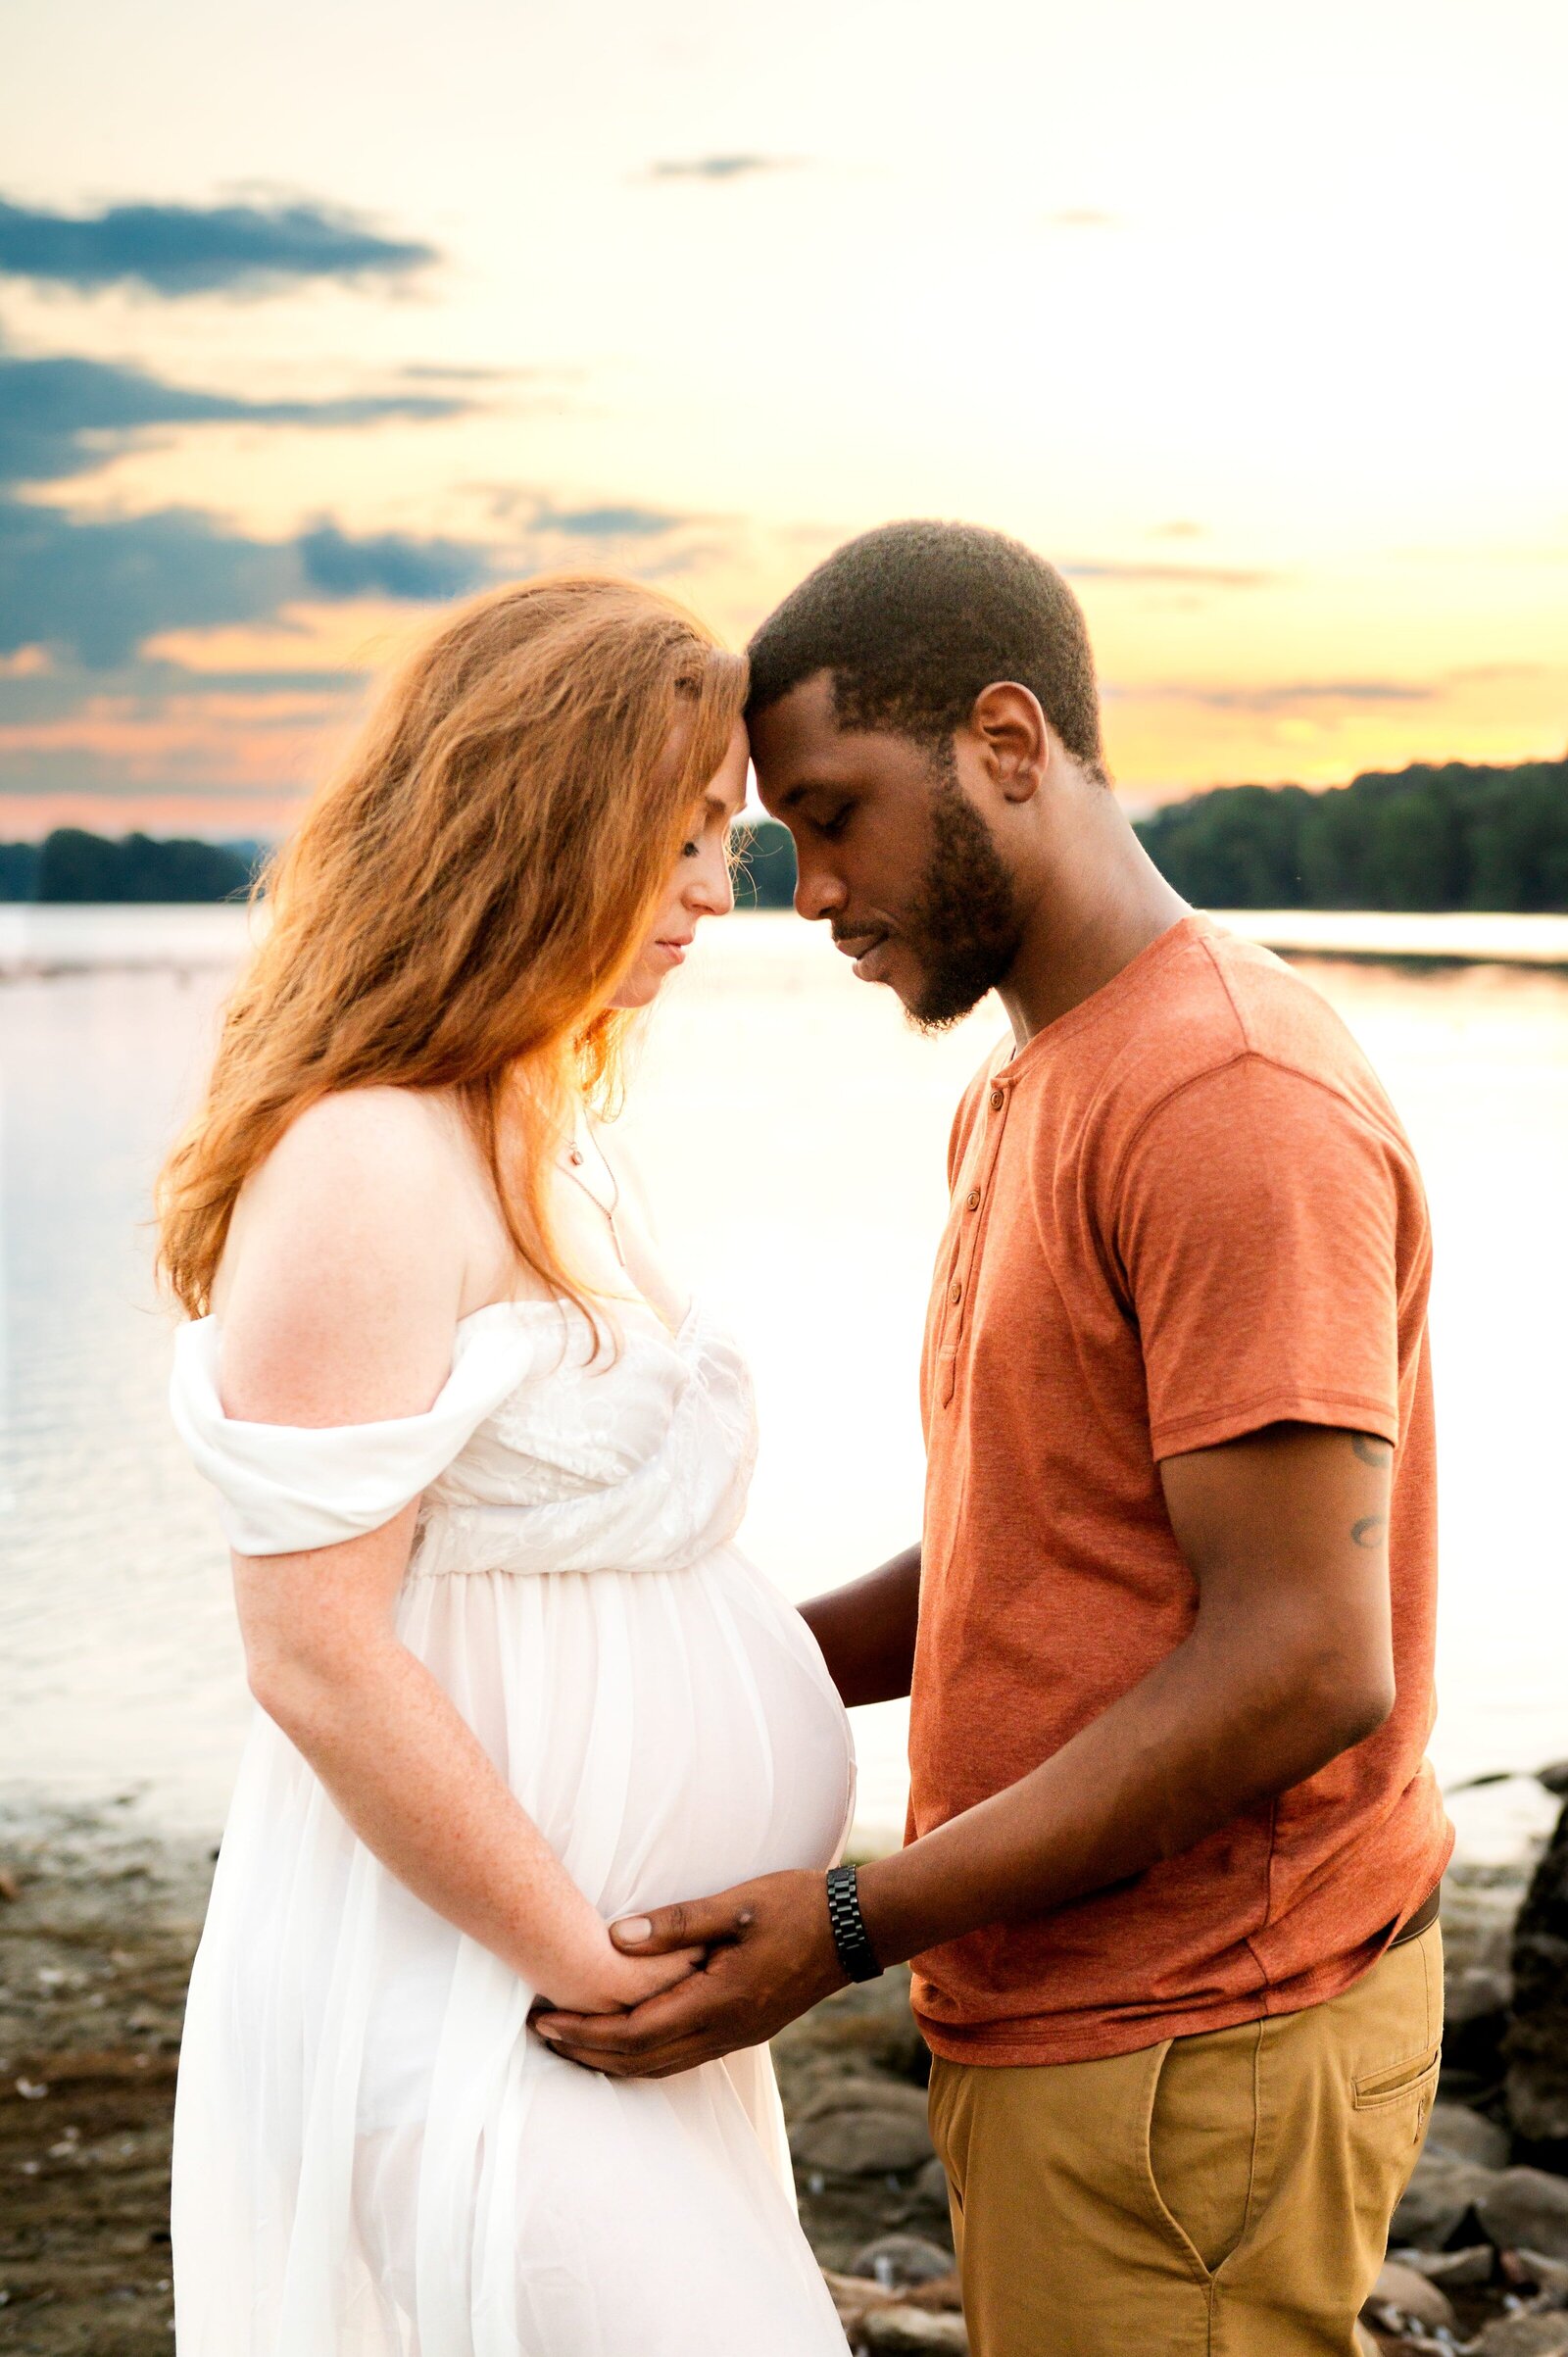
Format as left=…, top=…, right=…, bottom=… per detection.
left=158, top=573, right=746, bottom=1320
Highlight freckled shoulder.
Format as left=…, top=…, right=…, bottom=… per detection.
left=246, top=1087, right=467, bottom=1222
left=218, top=1088, right=487, bottom=1338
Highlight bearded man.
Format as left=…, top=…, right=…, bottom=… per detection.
left=536, top=521, right=1450, bottom=2357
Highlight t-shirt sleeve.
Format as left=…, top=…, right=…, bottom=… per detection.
left=1111, top=1054, right=1410, bottom=1460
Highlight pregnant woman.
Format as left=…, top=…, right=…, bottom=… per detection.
left=158, top=576, right=855, bottom=2355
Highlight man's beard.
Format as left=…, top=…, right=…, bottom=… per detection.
left=901, top=782, right=1023, bottom=1032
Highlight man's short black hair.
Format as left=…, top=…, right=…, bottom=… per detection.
left=746, top=519, right=1106, bottom=780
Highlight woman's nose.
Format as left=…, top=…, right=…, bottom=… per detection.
left=688, top=842, right=734, bottom=919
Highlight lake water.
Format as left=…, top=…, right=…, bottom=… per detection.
left=2, top=908, right=1565, bottom=1864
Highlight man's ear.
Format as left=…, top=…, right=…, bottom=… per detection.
left=968, top=682, right=1048, bottom=803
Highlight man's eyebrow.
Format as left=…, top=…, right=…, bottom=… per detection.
left=775, top=778, right=845, bottom=810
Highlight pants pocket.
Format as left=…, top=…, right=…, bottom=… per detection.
left=1146, top=2023, right=1261, bottom=2279
left=1352, top=2043, right=1441, bottom=2155
left=926, top=2059, right=965, bottom=2217
left=1352, top=2045, right=1442, bottom=2110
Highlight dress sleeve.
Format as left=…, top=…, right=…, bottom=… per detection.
left=169, top=1305, right=552, bottom=1557
left=1110, top=1054, right=1423, bottom=1461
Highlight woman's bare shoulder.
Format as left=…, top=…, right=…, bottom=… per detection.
left=257, top=1085, right=464, bottom=1193
left=214, top=1089, right=483, bottom=1380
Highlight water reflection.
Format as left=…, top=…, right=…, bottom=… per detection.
left=2, top=913, right=1564, bottom=1860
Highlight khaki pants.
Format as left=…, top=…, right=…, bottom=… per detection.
left=927, top=1924, right=1443, bottom=2357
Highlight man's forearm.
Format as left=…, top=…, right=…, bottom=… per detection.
left=800, top=1543, right=921, bottom=1707
left=856, top=1611, right=1388, bottom=1969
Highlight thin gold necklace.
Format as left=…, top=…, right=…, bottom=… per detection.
left=558, top=1120, right=628, bottom=1272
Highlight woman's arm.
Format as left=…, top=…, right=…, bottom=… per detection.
left=217, top=1089, right=700, bottom=2013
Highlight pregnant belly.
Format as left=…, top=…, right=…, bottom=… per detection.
left=402, top=1547, right=856, bottom=1922
left=192, top=1552, right=855, bottom=2140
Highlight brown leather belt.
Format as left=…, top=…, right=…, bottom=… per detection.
left=1390, top=1885, right=1442, bottom=1948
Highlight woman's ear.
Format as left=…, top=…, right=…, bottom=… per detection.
left=969, top=682, right=1048, bottom=803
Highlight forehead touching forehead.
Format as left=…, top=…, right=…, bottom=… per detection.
left=685, top=717, right=751, bottom=820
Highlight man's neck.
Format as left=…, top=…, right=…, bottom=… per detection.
left=996, top=796, right=1191, bottom=1047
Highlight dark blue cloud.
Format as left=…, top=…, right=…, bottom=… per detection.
left=0, top=501, right=295, bottom=666
left=0, top=501, right=497, bottom=667
left=0, top=195, right=436, bottom=295
left=0, top=351, right=469, bottom=487
left=530, top=499, right=688, bottom=539
left=297, top=521, right=488, bottom=602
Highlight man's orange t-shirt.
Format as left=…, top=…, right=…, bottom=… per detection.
left=909, top=913, right=1452, bottom=2067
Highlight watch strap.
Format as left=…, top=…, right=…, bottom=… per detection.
left=825, top=1861, right=883, bottom=1984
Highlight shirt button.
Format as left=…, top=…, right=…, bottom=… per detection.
left=965, top=1189, right=981, bottom=1211
left=989, top=1088, right=1004, bottom=1110
left=949, top=1281, right=962, bottom=1304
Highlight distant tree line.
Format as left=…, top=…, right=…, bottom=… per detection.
left=5, top=762, right=1563, bottom=910
left=735, top=758, right=1568, bottom=915
left=0, top=829, right=259, bottom=903
left=1134, top=757, right=1568, bottom=912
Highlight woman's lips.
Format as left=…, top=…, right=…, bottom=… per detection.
left=654, top=938, right=690, bottom=965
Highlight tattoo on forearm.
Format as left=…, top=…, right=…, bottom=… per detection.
left=1350, top=1433, right=1392, bottom=1469
left=1351, top=1514, right=1387, bottom=1549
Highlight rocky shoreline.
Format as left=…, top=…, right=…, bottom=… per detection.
left=6, top=1793, right=1568, bottom=2355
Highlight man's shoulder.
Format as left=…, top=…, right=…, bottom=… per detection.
left=1089, top=920, right=1391, bottom=1135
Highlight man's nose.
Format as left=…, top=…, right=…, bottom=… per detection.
left=794, top=857, right=846, bottom=925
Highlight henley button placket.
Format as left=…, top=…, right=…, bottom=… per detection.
left=938, top=1072, right=1012, bottom=1407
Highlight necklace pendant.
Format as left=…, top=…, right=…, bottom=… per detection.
left=568, top=1147, right=584, bottom=1166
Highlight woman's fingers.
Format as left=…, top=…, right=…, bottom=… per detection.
left=636, top=1943, right=708, bottom=1996
left=535, top=1965, right=733, bottom=2056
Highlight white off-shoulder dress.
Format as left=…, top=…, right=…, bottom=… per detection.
left=169, top=1296, right=856, bottom=2357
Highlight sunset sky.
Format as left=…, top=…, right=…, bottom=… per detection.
left=2, top=0, right=1565, bottom=836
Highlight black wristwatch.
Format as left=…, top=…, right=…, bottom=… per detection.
left=825, top=1862, right=884, bottom=1983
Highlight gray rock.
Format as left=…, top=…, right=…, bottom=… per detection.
left=1444, top=1860, right=1527, bottom=2001
left=1391, top=2148, right=1498, bottom=2248
left=911, top=2155, right=954, bottom=2212
left=823, top=2270, right=901, bottom=2334
left=849, top=2234, right=955, bottom=2290
left=1476, top=2317, right=1568, bottom=2357
left=1509, top=1799, right=1568, bottom=2140
left=790, top=2079, right=935, bottom=2177
left=1452, top=1965, right=1516, bottom=2028
left=1477, top=2168, right=1568, bottom=2263
left=779, top=1967, right=931, bottom=2084
left=1390, top=2242, right=1495, bottom=2286
left=1428, top=2101, right=1513, bottom=2169
left=1508, top=2248, right=1568, bottom=2304
left=861, top=2309, right=968, bottom=2354
left=1362, top=2257, right=1457, bottom=2332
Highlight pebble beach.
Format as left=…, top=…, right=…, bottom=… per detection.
left=10, top=1786, right=1568, bottom=2355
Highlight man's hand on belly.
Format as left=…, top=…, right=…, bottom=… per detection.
left=530, top=1870, right=846, bottom=2077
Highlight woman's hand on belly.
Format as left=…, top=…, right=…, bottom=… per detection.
left=530, top=1927, right=707, bottom=2023
left=532, top=1868, right=844, bottom=2076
